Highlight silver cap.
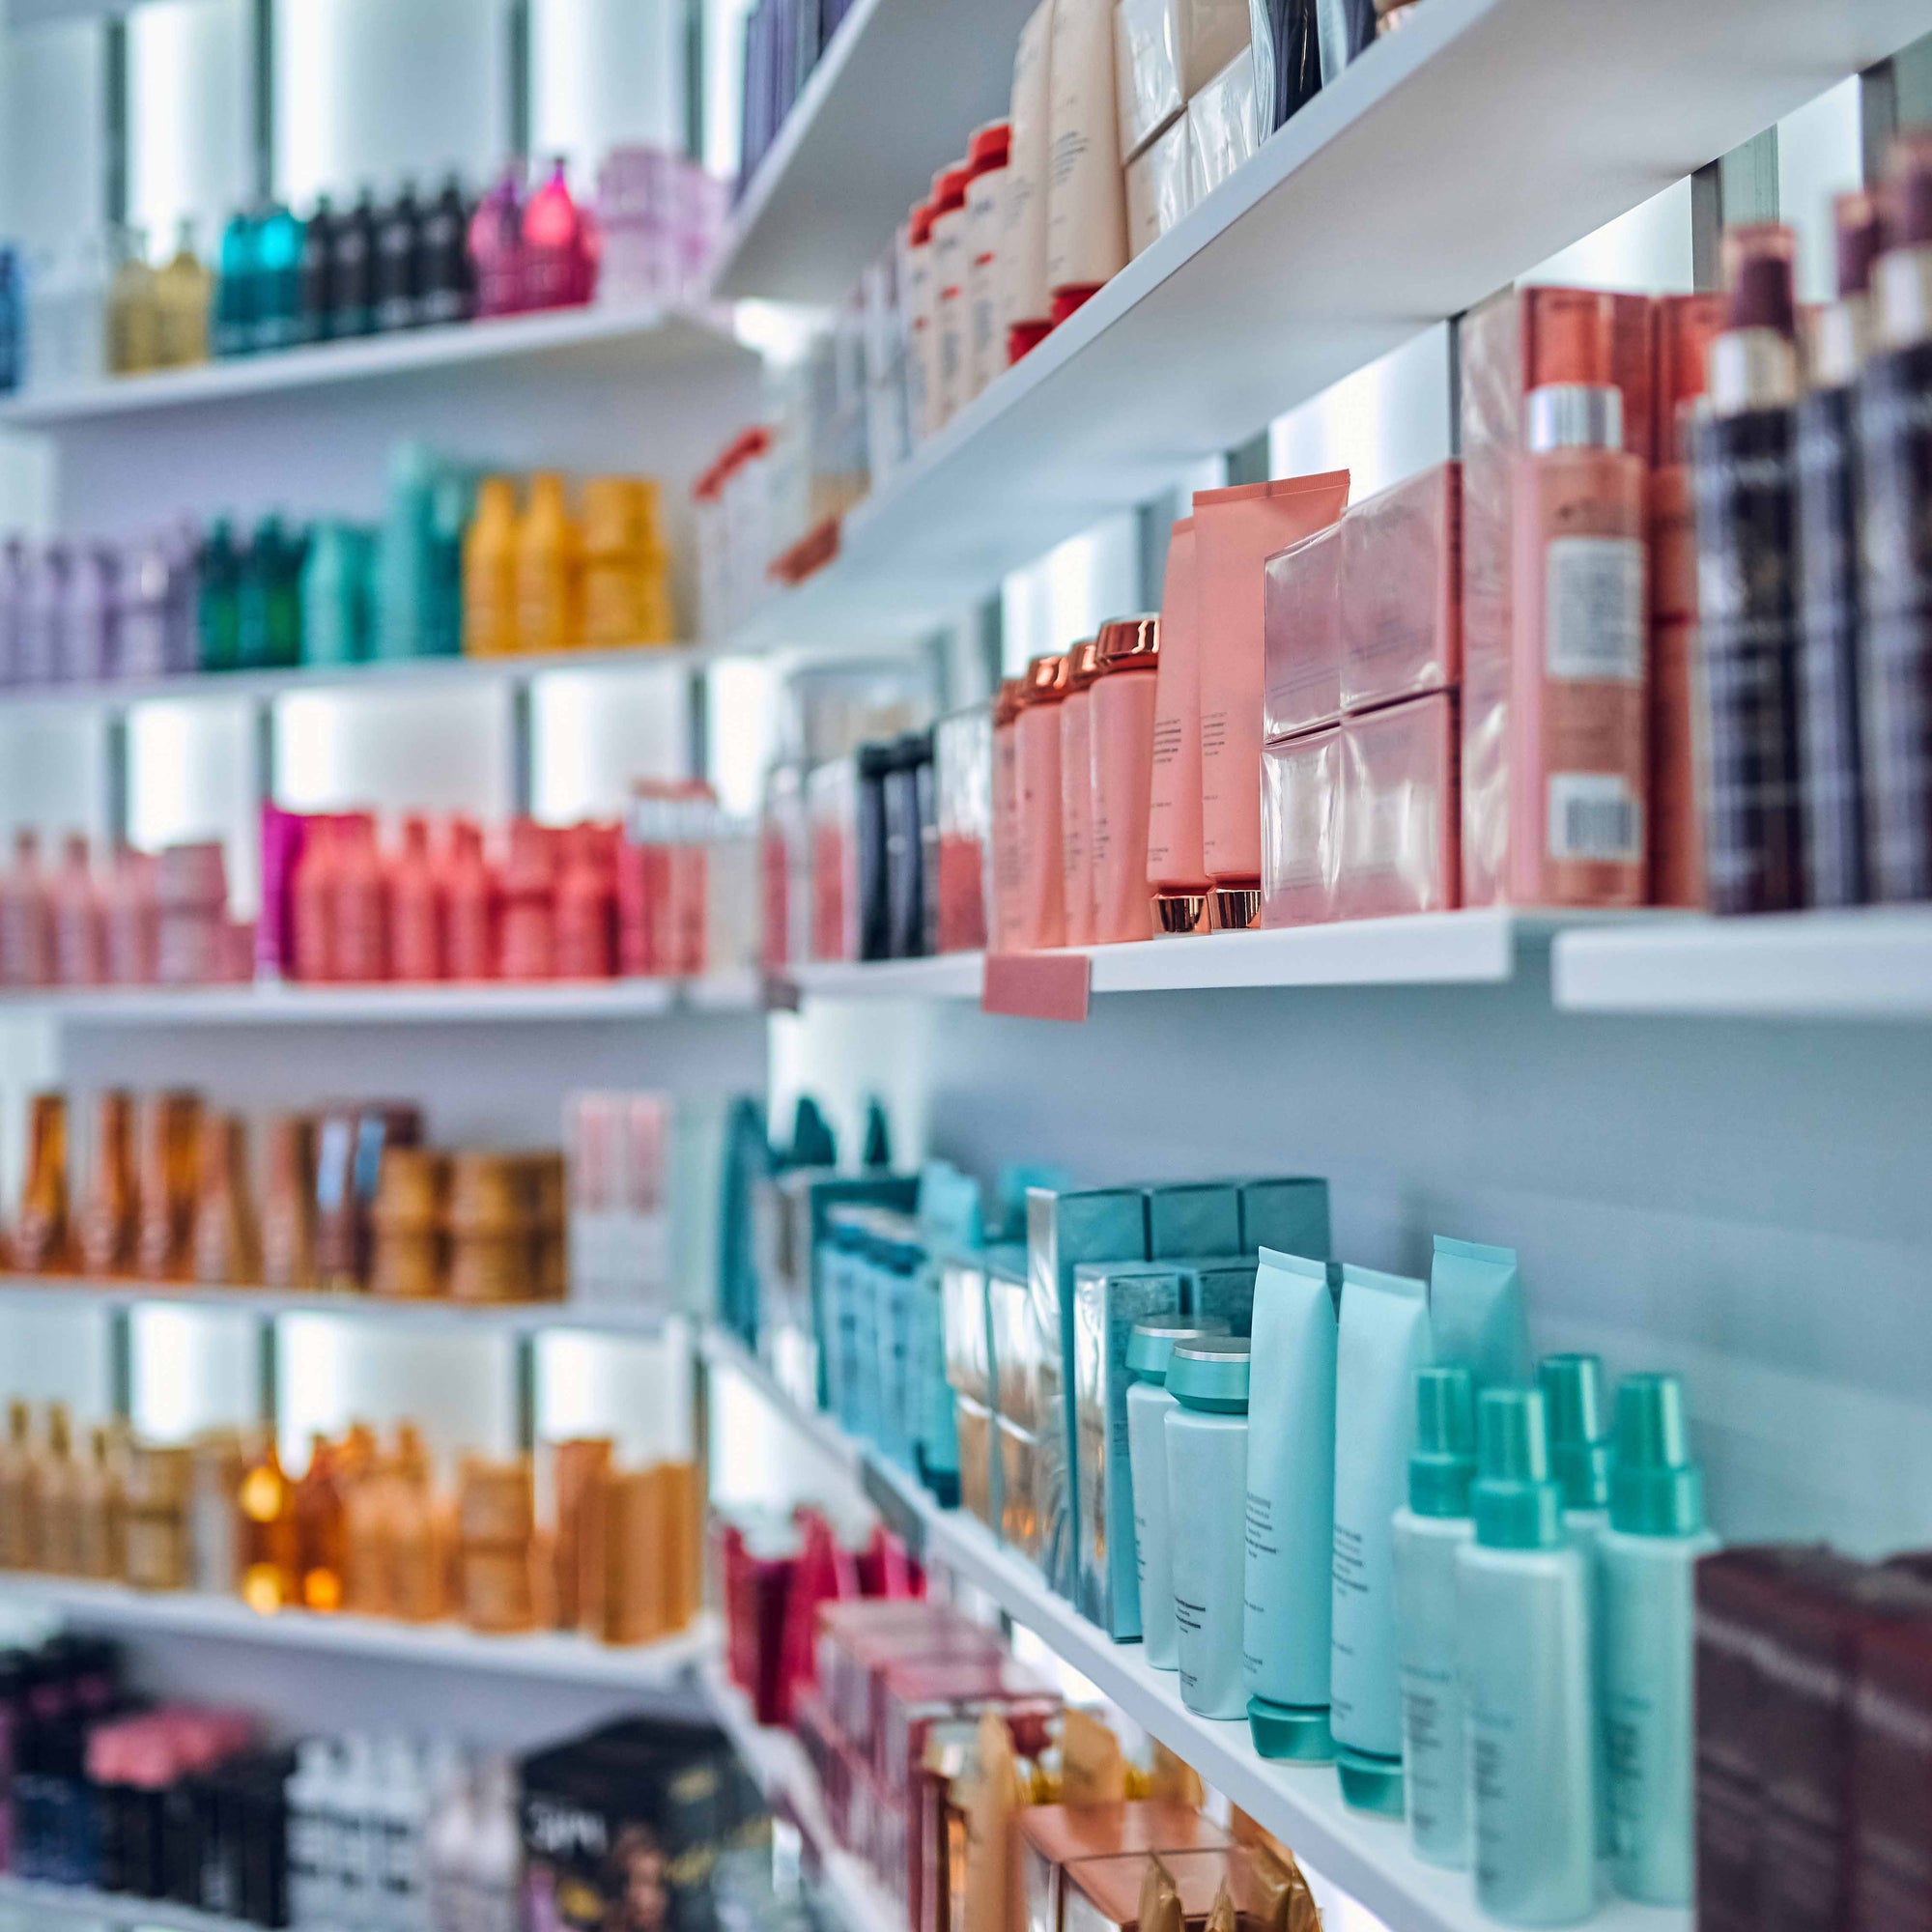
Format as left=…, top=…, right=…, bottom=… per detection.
left=1525, top=384, right=1624, bottom=454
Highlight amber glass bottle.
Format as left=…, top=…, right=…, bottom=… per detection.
left=237, top=1431, right=298, bottom=1613
left=76, top=1091, right=137, bottom=1277
left=13, top=1094, right=73, bottom=1273
left=294, top=1433, right=347, bottom=1612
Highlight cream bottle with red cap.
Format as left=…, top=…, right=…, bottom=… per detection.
left=964, top=122, right=1012, bottom=404
left=1059, top=638, right=1102, bottom=946
left=1004, top=3, right=1056, bottom=364
left=1089, top=615, right=1160, bottom=943
left=928, top=162, right=973, bottom=435
left=1012, top=654, right=1069, bottom=950
left=904, top=199, right=937, bottom=446
left=1045, top=0, right=1127, bottom=325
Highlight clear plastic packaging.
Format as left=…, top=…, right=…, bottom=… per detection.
left=932, top=706, right=993, bottom=954
left=809, top=757, right=860, bottom=962
left=1186, top=46, right=1259, bottom=203
left=1261, top=725, right=1341, bottom=927
left=1126, top=117, right=1195, bottom=260
left=1263, top=521, right=1344, bottom=740
left=1339, top=460, right=1462, bottom=714
left=1336, top=692, right=1460, bottom=920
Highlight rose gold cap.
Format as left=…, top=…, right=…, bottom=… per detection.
left=1722, top=223, right=1798, bottom=339
left=1020, top=654, right=1068, bottom=706
left=1152, top=892, right=1210, bottom=936
left=1065, top=639, right=1103, bottom=690
left=1094, top=615, right=1159, bottom=674
left=1209, top=886, right=1263, bottom=931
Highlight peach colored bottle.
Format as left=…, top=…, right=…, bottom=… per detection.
left=332, top=813, right=387, bottom=981
left=554, top=821, right=616, bottom=979
left=1508, top=384, right=1649, bottom=906
left=104, top=843, right=159, bottom=985
left=1193, top=471, right=1351, bottom=929
left=1089, top=615, right=1161, bottom=944
left=499, top=816, right=557, bottom=980
left=2, top=831, right=52, bottom=986
left=1146, top=521, right=1212, bottom=935
left=291, top=816, right=338, bottom=983
left=443, top=816, right=498, bottom=980
left=1058, top=638, right=1101, bottom=947
left=989, top=678, right=1027, bottom=952
left=386, top=813, right=444, bottom=981
left=1011, top=654, right=1068, bottom=951
left=52, top=836, right=103, bottom=986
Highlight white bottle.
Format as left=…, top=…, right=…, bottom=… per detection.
left=1457, top=1388, right=1598, bottom=1927
left=285, top=1739, right=337, bottom=1931
left=422, top=1747, right=472, bottom=1932
left=1598, top=1374, right=1719, bottom=1907
left=466, top=1758, right=522, bottom=1932
left=1124, top=1318, right=1226, bottom=1670
left=1390, top=1366, right=1477, bottom=1870
left=334, top=1733, right=380, bottom=1932
left=1162, top=1335, right=1251, bottom=1719
left=376, top=1736, right=430, bottom=1932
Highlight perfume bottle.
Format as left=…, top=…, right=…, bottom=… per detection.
left=294, top=1434, right=347, bottom=1612
left=13, top=1092, right=73, bottom=1273
left=238, top=1431, right=299, bottom=1613
left=75, top=1089, right=137, bottom=1277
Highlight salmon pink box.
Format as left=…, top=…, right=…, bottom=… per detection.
left=1336, top=691, right=1461, bottom=921
left=1262, top=521, right=1344, bottom=741
left=1260, top=725, right=1341, bottom=928
left=1339, top=461, right=1462, bottom=715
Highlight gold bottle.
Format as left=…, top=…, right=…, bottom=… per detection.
left=0, top=1400, right=36, bottom=1568
left=293, top=1433, right=346, bottom=1613
left=35, top=1404, right=79, bottom=1576
left=74, top=1424, right=125, bottom=1580
left=513, top=470, right=582, bottom=654
left=259, top=1114, right=317, bottom=1292
left=154, top=217, right=211, bottom=368
left=462, top=476, right=520, bottom=657
left=13, top=1092, right=73, bottom=1274
left=106, top=226, right=161, bottom=376
left=137, top=1091, right=203, bottom=1281
left=75, top=1090, right=137, bottom=1278
left=237, top=1432, right=298, bottom=1613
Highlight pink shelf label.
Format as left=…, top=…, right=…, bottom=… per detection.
left=981, top=952, right=1092, bottom=1022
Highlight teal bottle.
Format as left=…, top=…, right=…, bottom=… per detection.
left=377, top=442, right=439, bottom=659
left=301, top=523, right=371, bottom=667
left=425, top=468, right=471, bottom=657
left=240, top=516, right=303, bottom=668
left=198, top=520, right=242, bottom=669
left=213, top=210, right=257, bottom=357
left=251, top=202, right=306, bottom=353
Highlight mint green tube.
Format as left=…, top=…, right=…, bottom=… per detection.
left=1431, top=1237, right=1529, bottom=1389
left=1241, top=1249, right=1338, bottom=1762
left=1330, top=1264, right=1433, bottom=1815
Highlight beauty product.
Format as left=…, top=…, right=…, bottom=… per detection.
left=76, top=1090, right=137, bottom=1277
left=1860, top=134, right=1932, bottom=902
left=1393, top=1365, right=1477, bottom=1868
left=928, top=163, right=973, bottom=435
left=1458, top=1387, right=1597, bottom=1926
left=1329, top=1263, right=1432, bottom=1814
left=462, top=477, right=519, bottom=659
left=1195, top=472, right=1350, bottom=928
left=1431, top=1236, right=1528, bottom=1390
left=1186, top=47, right=1259, bottom=203
left=12, top=1092, right=71, bottom=1273
left=1126, top=1320, right=1223, bottom=1669
left=1013, top=654, right=1070, bottom=952
left=1242, top=1249, right=1338, bottom=1761
left=1250, top=0, right=1322, bottom=135
left=1340, top=461, right=1463, bottom=714
left=1005, top=3, right=1057, bottom=363
left=1314, top=0, right=1375, bottom=80
left=1060, top=638, right=1103, bottom=947
left=34, top=1404, right=76, bottom=1574
left=458, top=1456, right=536, bottom=1634
left=191, top=1112, right=261, bottom=1288
left=1260, top=724, right=1341, bottom=927
left=1147, top=520, right=1213, bottom=934
left=123, top=1442, right=193, bottom=1591
left=1147, top=1182, right=1240, bottom=1260
left=966, top=123, right=1013, bottom=403
left=238, top=1432, right=299, bottom=1614
left=1164, top=1335, right=1252, bottom=1718
left=1125, top=119, right=1194, bottom=259
left=73, top=1425, right=122, bottom=1582
left=1599, top=1374, right=1718, bottom=1906
left=990, top=678, right=1028, bottom=952
left=1236, top=1178, right=1329, bottom=1256
left=1334, top=693, right=1460, bottom=920
left=293, top=1434, right=346, bottom=1613
left=1113, top=0, right=1250, bottom=160
left=1692, top=222, right=1804, bottom=914
left=1046, top=0, right=1129, bottom=325
left=1089, top=616, right=1161, bottom=943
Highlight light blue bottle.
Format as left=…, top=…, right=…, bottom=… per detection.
left=1391, top=1366, right=1477, bottom=1868
left=1599, top=1374, right=1718, bottom=1906
left=1164, top=1335, right=1251, bottom=1719
left=1458, top=1387, right=1597, bottom=1926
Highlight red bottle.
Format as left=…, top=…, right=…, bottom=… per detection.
left=442, top=816, right=498, bottom=980
left=498, top=816, right=556, bottom=980
left=51, top=835, right=103, bottom=986
left=291, top=817, right=339, bottom=983
left=386, top=813, right=444, bottom=982
left=522, top=157, right=593, bottom=311
left=554, top=822, right=616, bottom=980
left=468, top=167, right=526, bottom=319
left=332, top=813, right=387, bottom=982
left=0, top=830, right=52, bottom=987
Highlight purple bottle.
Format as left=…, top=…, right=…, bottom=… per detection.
left=18, top=543, right=67, bottom=686
left=468, top=164, right=526, bottom=318
left=0, top=539, right=25, bottom=688
left=119, top=531, right=172, bottom=680
left=61, top=544, right=117, bottom=685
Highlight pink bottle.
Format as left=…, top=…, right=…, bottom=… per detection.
left=443, top=817, right=498, bottom=980
left=387, top=814, right=444, bottom=982
left=291, top=817, right=338, bottom=983
left=1146, top=520, right=1212, bottom=936
left=331, top=812, right=388, bottom=982
left=104, top=843, right=159, bottom=985
left=669, top=786, right=712, bottom=977
left=1058, top=639, right=1100, bottom=948
left=523, top=157, right=593, bottom=312
left=469, top=166, right=526, bottom=318
left=51, top=835, right=104, bottom=986
left=554, top=822, right=616, bottom=980
left=499, top=816, right=556, bottom=980
left=989, top=679, right=1026, bottom=952
left=1089, top=616, right=1161, bottom=945
left=1010, top=653, right=1068, bottom=952
left=0, top=830, right=53, bottom=987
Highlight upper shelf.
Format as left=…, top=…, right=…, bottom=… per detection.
left=0, top=304, right=749, bottom=431
left=709, top=0, right=1038, bottom=304
left=728, top=0, right=1930, bottom=647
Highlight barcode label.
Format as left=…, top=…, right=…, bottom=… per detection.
left=1547, top=536, right=1644, bottom=682
left=1548, top=774, right=1642, bottom=862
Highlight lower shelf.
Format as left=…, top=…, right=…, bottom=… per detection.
left=0, top=1874, right=244, bottom=1931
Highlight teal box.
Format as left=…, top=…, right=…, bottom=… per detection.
left=793, top=1173, right=918, bottom=1412
left=1073, top=1262, right=1187, bottom=1637
left=1025, top=1187, right=1151, bottom=1599
left=1237, top=1178, right=1331, bottom=1259
left=1179, top=1254, right=1263, bottom=1337
left=1148, top=1182, right=1242, bottom=1261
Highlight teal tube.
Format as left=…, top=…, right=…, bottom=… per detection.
left=1431, top=1236, right=1530, bottom=1390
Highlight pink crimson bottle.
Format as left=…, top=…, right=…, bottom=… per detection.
left=332, top=812, right=388, bottom=982
left=1058, top=638, right=1101, bottom=947
left=554, top=822, right=616, bottom=980
left=469, top=166, right=526, bottom=318
left=1011, top=652, right=1069, bottom=951
left=499, top=816, right=557, bottom=980
left=104, top=842, right=158, bottom=985
left=51, top=834, right=103, bottom=986
left=443, top=816, right=498, bottom=980
left=989, top=678, right=1027, bottom=952
left=0, top=829, right=53, bottom=986
left=1090, top=615, right=1161, bottom=944
left=386, top=813, right=444, bottom=982
left=523, top=157, right=592, bottom=312
left=291, top=816, right=338, bottom=983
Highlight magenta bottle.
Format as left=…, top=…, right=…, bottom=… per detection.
left=522, top=157, right=593, bottom=311
left=468, top=167, right=526, bottom=318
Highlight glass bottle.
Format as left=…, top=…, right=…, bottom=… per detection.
left=192, top=1111, right=260, bottom=1287
left=106, top=226, right=161, bottom=376
left=197, top=519, right=242, bottom=671
left=12, top=1092, right=72, bottom=1273
left=260, top=1112, right=318, bottom=1291
left=294, top=1433, right=347, bottom=1613
left=73, top=1424, right=124, bottom=1581
left=154, top=218, right=211, bottom=368
left=251, top=201, right=306, bottom=354
left=238, top=1430, right=298, bottom=1613
left=136, top=1090, right=203, bottom=1281
left=213, top=207, right=258, bottom=357
left=75, top=1089, right=137, bottom=1277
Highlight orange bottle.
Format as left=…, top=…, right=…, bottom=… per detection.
left=386, top=813, right=444, bottom=981
left=442, top=818, right=497, bottom=980
left=291, top=815, right=338, bottom=983
left=514, top=471, right=582, bottom=653
left=76, top=1090, right=137, bottom=1277
left=388, top=1424, right=446, bottom=1622
left=332, top=812, right=387, bottom=982
left=13, top=1093, right=73, bottom=1273
left=294, top=1433, right=347, bottom=1612
left=192, top=1112, right=261, bottom=1287
left=260, top=1114, right=318, bottom=1291
left=463, top=475, right=521, bottom=657
left=136, top=1091, right=202, bottom=1282
left=237, top=1431, right=299, bottom=1613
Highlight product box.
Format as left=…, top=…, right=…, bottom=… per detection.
left=1852, top=1613, right=1932, bottom=1927
left=1339, top=461, right=1463, bottom=715
left=931, top=705, right=993, bottom=954
left=1062, top=1847, right=1244, bottom=1932
left=1020, top=1803, right=1233, bottom=1932
left=1179, top=1254, right=1259, bottom=1335
left=1261, top=725, right=1341, bottom=928
left=1459, top=285, right=1654, bottom=907
left=1026, top=1186, right=1152, bottom=1598
left=999, top=1417, right=1044, bottom=1561
left=786, top=1171, right=920, bottom=1414
left=1114, top=0, right=1251, bottom=160
left=955, top=1392, right=1000, bottom=1532
left=1125, top=116, right=1194, bottom=261
left=1336, top=691, right=1461, bottom=921
left=1236, top=1177, right=1329, bottom=1257
left=1147, top=1181, right=1241, bottom=1259
left=1186, top=47, right=1258, bottom=203
left=1263, top=523, right=1344, bottom=741
left=989, top=1247, right=1040, bottom=1435
left=941, top=1256, right=993, bottom=1405
left=1072, top=1261, right=1187, bottom=1636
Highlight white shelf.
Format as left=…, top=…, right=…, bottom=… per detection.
left=783, top=952, right=989, bottom=1003
left=710, top=0, right=1037, bottom=303
left=0, top=304, right=747, bottom=429
left=1551, top=907, right=1932, bottom=1020
left=0, top=973, right=764, bottom=1025
left=0, top=1574, right=717, bottom=1692
left=0, top=1874, right=243, bottom=1932
left=728, top=0, right=1929, bottom=645
left=697, top=1327, right=864, bottom=1479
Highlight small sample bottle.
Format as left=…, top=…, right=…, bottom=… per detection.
left=463, top=477, right=521, bottom=657
left=1124, top=1318, right=1227, bottom=1670
left=1392, top=1364, right=1478, bottom=1869
left=1088, top=614, right=1160, bottom=944
left=1058, top=637, right=1101, bottom=947
left=1163, top=1334, right=1252, bottom=1719
left=1458, top=1386, right=1597, bottom=1926
left=1691, top=221, right=1803, bottom=913
left=1599, top=1374, right=1718, bottom=1906
left=1010, top=653, right=1068, bottom=951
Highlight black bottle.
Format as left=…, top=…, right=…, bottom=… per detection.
left=329, top=188, right=378, bottom=338
left=298, top=193, right=335, bottom=344
left=375, top=180, right=423, bottom=331
left=417, top=173, right=474, bottom=327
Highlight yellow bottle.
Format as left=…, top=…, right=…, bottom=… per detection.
left=582, top=477, right=674, bottom=648
left=632, top=478, right=674, bottom=646
left=74, top=1424, right=125, bottom=1581
left=107, top=228, right=162, bottom=377
left=514, top=471, right=582, bottom=653
left=238, top=1430, right=298, bottom=1613
left=36, top=1404, right=78, bottom=1577
left=155, top=218, right=212, bottom=368
left=463, top=476, right=521, bottom=657
left=0, top=1401, right=33, bottom=1569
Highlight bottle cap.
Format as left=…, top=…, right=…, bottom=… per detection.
left=1247, top=1697, right=1334, bottom=1762
left=930, top=165, right=971, bottom=215
left=1473, top=1387, right=1565, bottom=1550
left=1609, top=1373, right=1705, bottom=1537
left=1124, top=1318, right=1228, bottom=1383
left=1152, top=891, right=1210, bottom=936
left=1407, top=1365, right=1476, bottom=1518
left=1019, top=653, right=1068, bottom=706
left=1886, top=130, right=1932, bottom=252
left=1525, top=384, right=1624, bottom=454
left=1538, top=1353, right=1613, bottom=1513
left=1094, top=614, right=1159, bottom=674
left=1334, top=1745, right=1405, bottom=1816
left=967, top=122, right=1012, bottom=176
left=993, top=676, right=1029, bottom=728
left=1165, top=1334, right=1250, bottom=1412
left=1721, top=222, right=1798, bottom=339
left=1065, top=637, right=1103, bottom=691
left=1836, top=189, right=1881, bottom=298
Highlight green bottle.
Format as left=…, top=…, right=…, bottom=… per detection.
left=241, top=515, right=304, bottom=668
left=198, top=519, right=242, bottom=670
left=302, top=523, right=372, bottom=667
